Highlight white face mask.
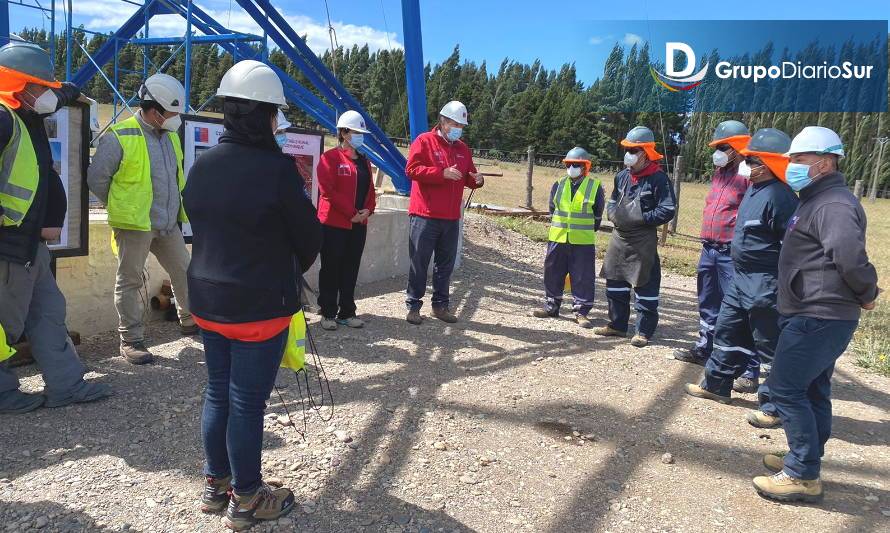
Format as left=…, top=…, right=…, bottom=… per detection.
left=28, top=89, right=58, bottom=115
left=712, top=150, right=730, bottom=168
left=160, top=114, right=182, bottom=132
left=738, top=161, right=752, bottom=178
left=567, top=166, right=582, bottom=178
left=623, top=151, right=639, bottom=168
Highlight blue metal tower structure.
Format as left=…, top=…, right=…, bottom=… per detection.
left=2, top=0, right=429, bottom=194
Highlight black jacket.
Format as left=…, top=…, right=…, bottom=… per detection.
left=777, top=172, right=879, bottom=320
left=183, top=135, right=323, bottom=323
left=0, top=106, right=67, bottom=265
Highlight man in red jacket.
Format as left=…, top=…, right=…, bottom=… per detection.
left=404, top=100, right=484, bottom=325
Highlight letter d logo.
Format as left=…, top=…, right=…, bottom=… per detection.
left=666, top=42, right=695, bottom=77
left=650, top=41, right=709, bottom=92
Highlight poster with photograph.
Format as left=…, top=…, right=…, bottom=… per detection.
left=280, top=131, right=324, bottom=206
left=181, top=116, right=225, bottom=239
left=45, top=104, right=89, bottom=258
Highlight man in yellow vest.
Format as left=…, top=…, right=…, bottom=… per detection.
left=532, top=147, right=604, bottom=328
left=87, top=73, right=196, bottom=365
left=0, top=40, right=111, bottom=413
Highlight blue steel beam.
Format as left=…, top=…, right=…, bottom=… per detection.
left=1, top=1, right=9, bottom=46
left=401, top=0, right=428, bottom=141
left=130, top=33, right=262, bottom=46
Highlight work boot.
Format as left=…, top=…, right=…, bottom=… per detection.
left=575, top=314, right=593, bottom=328
left=44, top=381, right=112, bottom=408
left=336, top=317, right=365, bottom=329
left=406, top=309, right=423, bottom=325
left=733, top=376, right=758, bottom=394
left=593, top=325, right=626, bottom=337
left=763, top=452, right=787, bottom=473
left=0, top=390, right=45, bottom=414
left=752, top=471, right=823, bottom=503
left=532, top=309, right=558, bottom=319
left=630, top=335, right=649, bottom=347
left=746, top=409, right=782, bottom=429
left=120, top=341, right=153, bottom=365
left=201, top=474, right=232, bottom=513
left=222, top=482, right=295, bottom=531
left=684, top=383, right=732, bottom=405
left=672, top=348, right=708, bottom=366
left=180, top=323, right=200, bottom=336
left=320, top=319, right=338, bottom=331
left=432, top=307, right=458, bottom=323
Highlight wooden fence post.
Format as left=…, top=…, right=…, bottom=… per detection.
left=660, top=156, right=683, bottom=245
left=525, top=146, right=535, bottom=210
left=853, top=179, right=864, bottom=200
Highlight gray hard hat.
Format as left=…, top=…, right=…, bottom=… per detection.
left=744, top=128, right=791, bottom=155
left=564, top=146, right=591, bottom=161
left=624, top=126, right=655, bottom=143
left=0, top=39, right=57, bottom=84
left=712, top=120, right=749, bottom=142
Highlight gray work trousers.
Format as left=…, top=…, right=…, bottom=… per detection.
left=0, top=243, right=87, bottom=400
left=113, top=227, right=193, bottom=343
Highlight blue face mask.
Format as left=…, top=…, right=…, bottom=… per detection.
left=785, top=162, right=814, bottom=192
left=446, top=127, right=463, bottom=142
left=349, top=133, right=365, bottom=149
left=275, top=133, right=287, bottom=148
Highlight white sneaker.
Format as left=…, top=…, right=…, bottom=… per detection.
left=336, top=317, right=365, bottom=328
left=321, top=319, right=338, bottom=331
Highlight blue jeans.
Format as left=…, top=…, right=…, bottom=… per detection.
left=201, top=328, right=287, bottom=493
left=770, top=315, right=858, bottom=480
left=605, top=260, right=661, bottom=338
left=702, top=301, right=779, bottom=393
left=695, top=242, right=734, bottom=356
left=406, top=215, right=460, bottom=311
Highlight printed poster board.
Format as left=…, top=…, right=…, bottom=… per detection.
left=45, top=102, right=90, bottom=258
left=179, top=114, right=324, bottom=242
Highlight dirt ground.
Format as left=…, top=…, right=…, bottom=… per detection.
left=1, top=215, right=888, bottom=533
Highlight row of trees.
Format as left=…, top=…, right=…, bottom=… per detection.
left=15, top=27, right=890, bottom=189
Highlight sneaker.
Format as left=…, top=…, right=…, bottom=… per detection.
left=120, top=341, right=153, bottom=365
left=532, top=309, right=558, bottom=319
left=432, top=307, right=458, bottom=323
left=672, top=348, right=708, bottom=366
left=0, top=390, right=45, bottom=414
left=630, top=335, right=649, bottom=348
left=406, top=309, right=423, bottom=325
left=763, top=452, right=787, bottom=473
left=336, top=317, right=365, bottom=329
left=752, top=471, right=823, bottom=503
left=320, top=319, right=338, bottom=331
left=180, top=323, right=200, bottom=336
left=592, top=326, right=626, bottom=337
left=746, top=410, right=782, bottom=429
left=683, top=383, right=732, bottom=405
left=733, top=376, right=758, bottom=394
left=222, top=482, right=295, bottom=531
left=44, top=381, right=112, bottom=408
left=575, top=314, right=593, bottom=328
left=201, top=475, right=232, bottom=513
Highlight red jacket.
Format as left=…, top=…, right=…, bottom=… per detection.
left=316, top=146, right=376, bottom=229
left=405, top=128, right=481, bottom=220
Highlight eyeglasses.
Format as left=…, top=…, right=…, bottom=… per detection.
left=626, top=148, right=643, bottom=154
left=566, top=163, right=583, bottom=169
left=744, top=157, right=764, bottom=167
left=716, top=144, right=732, bottom=152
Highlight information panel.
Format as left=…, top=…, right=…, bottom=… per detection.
left=46, top=103, right=90, bottom=258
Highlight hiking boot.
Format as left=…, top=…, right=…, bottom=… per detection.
left=336, top=317, right=365, bottom=329
left=320, top=318, right=338, bottom=331
left=672, top=348, right=708, bottom=366
left=222, top=482, right=295, bottom=531
left=121, top=341, right=153, bottom=365
left=733, top=376, right=758, bottom=394
left=630, top=335, right=649, bottom=348
left=684, top=383, right=732, bottom=405
left=593, top=325, right=626, bottom=337
left=432, top=307, right=458, bottom=323
left=0, top=390, right=45, bottom=414
left=406, top=309, right=423, bottom=325
left=763, top=452, right=787, bottom=473
left=752, top=471, right=823, bottom=503
left=575, top=313, right=593, bottom=328
left=747, top=410, right=782, bottom=429
left=201, top=474, right=232, bottom=513
left=532, top=309, right=558, bottom=319
left=44, top=381, right=112, bottom=408
left=180, top=323, right=200, bottom=336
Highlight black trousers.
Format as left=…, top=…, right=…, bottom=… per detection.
left=318, top=224, right=367, bottom=319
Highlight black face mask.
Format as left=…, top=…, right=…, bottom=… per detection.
left=220, top=98, right=278, bottom=150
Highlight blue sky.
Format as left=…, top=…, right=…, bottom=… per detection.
left=8, top=0, right=890, bottom=85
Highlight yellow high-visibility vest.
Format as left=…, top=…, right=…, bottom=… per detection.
left=281, top=310, right=306, bottom=372
left=548, top=175, right=600, bottom=245
left=106, top=115, right=187, bottom=231
left=0, top=323, right=15, bottom=363
left=0, top=103, right=39, bottom=227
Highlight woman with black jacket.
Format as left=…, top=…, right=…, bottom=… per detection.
left=182, top=60, right=322, bottom=530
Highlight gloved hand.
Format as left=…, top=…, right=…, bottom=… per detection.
left=53, top=82, right=82, bottom=108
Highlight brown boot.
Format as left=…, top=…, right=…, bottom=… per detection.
left=762, top=452, right=787, bottom=473
left=684, top=383, right=732, bottom=405
left=630, top=334, right=649, bottom=347
left=752, top=471, right=823, bottom=503
left=746, top=409, right=782, bottom=429
left=200, top=474, right=232, bottom=513
left=432, top=307, right=458, bottom=323
left=575, top=313, right=593, bottom=328
left=592, top=325, right=626, bottom=337
left=222, top=482, right=295, bottom=531
left=532, top=309, right=558, bottom=318
left=406, top=309, right=423, bottom=325
left=120, top=341, right=153, bottom=365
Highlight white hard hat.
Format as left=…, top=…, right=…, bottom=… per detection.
left=439, top=100, right=468, bottom=125
left=139, top=73, right=186, bottom=113
left=275, top=109, right=292, bottom=133
left=336, top=110, right=370, bottom=133
left=217, top=60, right=288, bottom=108
left=788, top=126, right=845, bottom=159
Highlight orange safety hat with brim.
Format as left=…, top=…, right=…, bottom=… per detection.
left=739, top=127, right=792, bottom=182
left=620, top=139, right=664, bottom=161
left=0, top=42, right=62, bottom=110
left=708, top=134, right=751, bottom=154
left=739, top=147, right=790, bottom=182
left=562, top=146, right=592, bottom=174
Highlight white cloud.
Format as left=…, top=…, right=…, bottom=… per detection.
left=589, top=35, right=613, bottom=46
left=622, top=32, right=645, bottom=47
left=69, top=0, right=402, bottom=54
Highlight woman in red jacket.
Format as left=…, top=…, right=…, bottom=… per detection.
left=315, top=110, right=376, bottom=330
